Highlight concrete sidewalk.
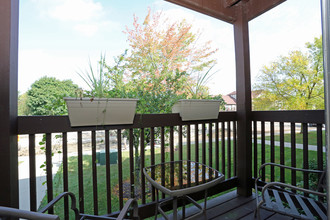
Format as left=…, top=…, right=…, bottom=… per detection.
left=255, top=139, right=326, bottom=152
left=18, top=154, right=62, bottom=211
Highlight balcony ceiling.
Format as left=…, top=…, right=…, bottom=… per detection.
left=165, top=0, right=286, bottom=23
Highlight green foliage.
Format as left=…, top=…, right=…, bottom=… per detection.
left=253, top=36, right=324, bottom=110
left=18, top=92, right=29, bottom=116
left=26, top=76, right=79, bottom=115
left=187, top=66, right=217, bottom=99
left=77, top=54, right=109, bottom=98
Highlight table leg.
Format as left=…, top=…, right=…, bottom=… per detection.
left=155, top=189, right=159, bottom=220
left=203, top=190, right=208, bottom=212
left=173, top=196, right=178, bottom=220
left=182, top=196, right=186, bottom=219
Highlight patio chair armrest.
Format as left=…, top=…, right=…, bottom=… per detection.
left=38, top=192, right=80, bottom=218
left=116, top=199, right=139, bottom=220
left=261, top=182, right=327, bottom=201
left=257, top=163, right=324, bottom=180
left=0, top=206, right=59, bottom=220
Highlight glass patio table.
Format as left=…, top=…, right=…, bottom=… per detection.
left=143, top=160, right=224, bottom=220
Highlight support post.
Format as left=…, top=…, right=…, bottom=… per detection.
left=234, top=5, right=252, bottom=196
left=0, top=0, right=19, bottom=207
left=321, top=0, right=330, bottom=216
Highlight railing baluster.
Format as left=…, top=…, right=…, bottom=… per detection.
left=202, top=123, right=206, bottom=166
left=161, top=127, right=165, bottom=198
left=170, top=126, right=174, bottom=187
left=261, top=121, right=265, bottom=181
left=233, top=121, right=237, bottom=176
left=317, top=124, right=323, bottom=171
left=187, top=125, right=193, bottom=186
left=46, top=133, right=53, bottom=214
left=92, top=131, right=98, bottom=215
left=208, top=123, right=213, bottom=168
left=129, top=129, right=135, bottom=200
left=227, top=121, right=231, bottom=178
left=279, top=122, right=285, bottom=183
left=179, top=126, right=183, bottom=161
left=302, top=123, right=309, bottom=194
left=77, top=131, right=84, bottom=212
left=139, top=128, right=145, bottom=204
left=215, top=122, right=219, bottom=171
left=253, top=121, right=257, bottom=178
left=150, top=127, right=155, bottom=201
left=178, top=126, right=183, bottom=188
left=270, top=122, right=275, bottom=182
left=290, top=123, right=296, bottom=187
left=118, top=129, right=124, bottom=208
left=29, top=134, right=36, bottom=212
left=221, top=122, right=225, bottom=175
left=317, top=124, right=324, bottom=200
left=194, top=124, right=199, bottom=186
left=62, top=132, right=69, bottom=220
left=105, top=130, right=112, bottom=213
left=202, top=123, right=206, bottom=182
left=195, top=124, right=199, bottom=162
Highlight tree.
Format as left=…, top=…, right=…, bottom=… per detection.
left=18, top=92, right=29, bottom=116
left=121, top=8, right=219, bottom=114
left=104, top=9, right=220, bottom=194
left=253, top=37, right=324, bottom=110
left=27, top=76, right=79, bottom=115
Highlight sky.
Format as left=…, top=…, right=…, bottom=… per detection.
left=18, top=0, right=322, bottom=96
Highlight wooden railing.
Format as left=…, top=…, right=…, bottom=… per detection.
left=17, top=112, right=238, bottom=219
left=252, top=110, right=325, bottom=189
left=17, top=110, right=325, bottom=219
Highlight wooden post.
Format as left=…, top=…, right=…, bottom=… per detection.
left=321, top=0, right=330, bottom=215
left=233, top=4, right=252, bottom=196
left=0, top=0, right=19, bottom=207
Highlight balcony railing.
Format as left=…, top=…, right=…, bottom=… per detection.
left=252, top=110, right=325, bottom=190
left=16, top=110, right=325, bottom=219
left=17, top=112, right=237, bottom=219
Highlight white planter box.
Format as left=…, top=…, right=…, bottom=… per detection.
left=172, top=99, right=220, bottom=121
left=64, top=98, right=138, bottom=127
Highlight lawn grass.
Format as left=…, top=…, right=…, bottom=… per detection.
left=40, top=139, right=325, bottom=219
left=253, top=142, right=326, bottom=186
left=264, top=130, right=325, bottom=146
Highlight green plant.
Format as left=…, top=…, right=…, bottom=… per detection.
left=187, top=65, right=217, bottom=99
left=77, top=54, right=109, bottom=98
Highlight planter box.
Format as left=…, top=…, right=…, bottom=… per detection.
left=172, top=99, right=220, bottom=121
left=64, top=98, right=138, bottom=127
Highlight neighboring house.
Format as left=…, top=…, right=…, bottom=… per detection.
left=222, top=90, right=262, bottom=111
left=222, top=93, right=236, bottom=111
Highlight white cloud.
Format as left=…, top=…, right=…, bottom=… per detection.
left=18, top=49, right=95, bottom=92
left=30, top=0, right=119, bottom=37
left=49, top=0, right=103, bottom=22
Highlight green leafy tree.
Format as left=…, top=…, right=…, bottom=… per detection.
left=18, top=92, right=30, bottom=115
left=253, top=37, right=324, bottom=110
left=26, top=76, right=79, bottom=115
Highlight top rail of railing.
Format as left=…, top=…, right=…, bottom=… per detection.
left=17, top=112, right=237, bottom=134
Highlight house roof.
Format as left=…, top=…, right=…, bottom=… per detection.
left=223, top=90, right=263, bottom=105
left=222, top=95, right=236, bottom=105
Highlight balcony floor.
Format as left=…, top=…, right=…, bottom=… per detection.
left=158, top=190, right=291, bottom=220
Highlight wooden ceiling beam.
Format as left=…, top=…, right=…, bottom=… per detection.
left=166, top=0, right=237, bottom=23
left=244, top=0, right=286, bottom=21
left=166, top=0, right=286, bottom=23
